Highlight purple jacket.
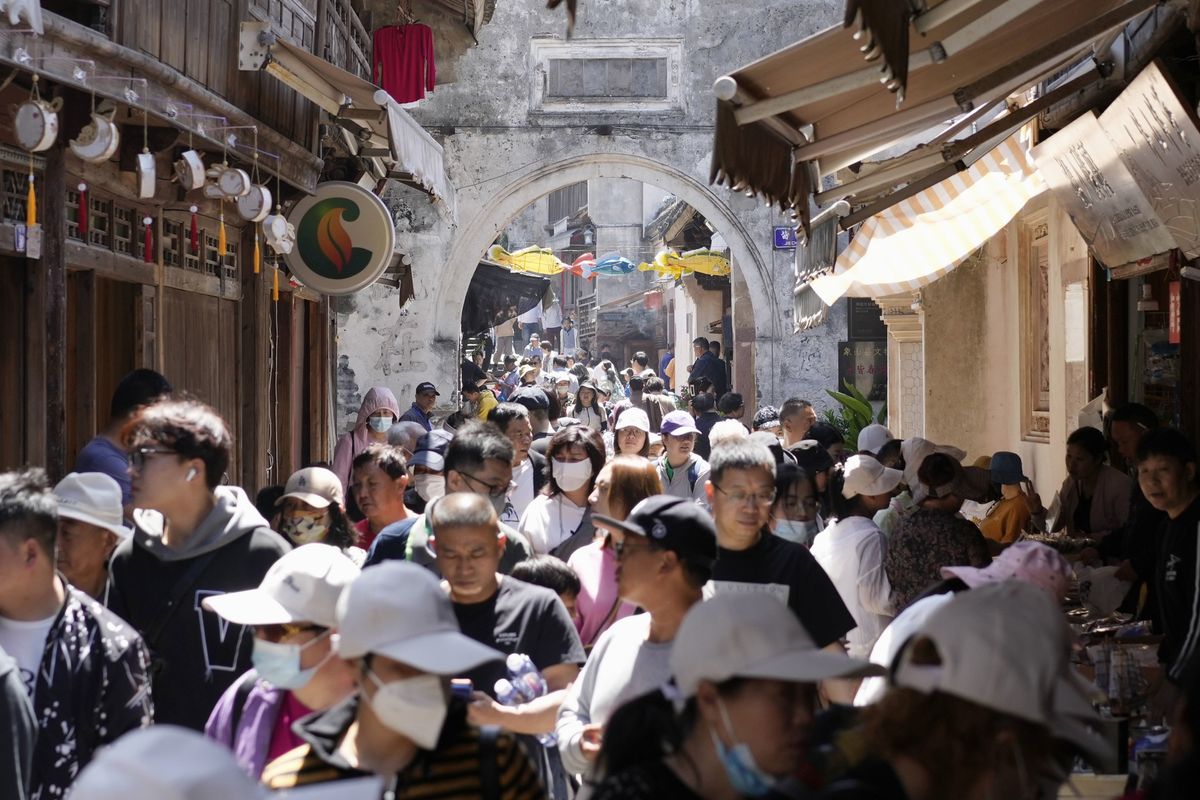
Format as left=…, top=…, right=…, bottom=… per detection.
left=204, top=670, right=285, bottom=779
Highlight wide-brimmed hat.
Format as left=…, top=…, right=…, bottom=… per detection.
left=53, top=472, right=130, bottom=539
left=841, top=454, right=903, bottom=498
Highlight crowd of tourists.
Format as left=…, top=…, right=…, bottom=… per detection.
left=2, top=349, right=1199, bottom=800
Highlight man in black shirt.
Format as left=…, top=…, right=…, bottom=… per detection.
left=431, top=493, right=584, bottom=799
left=703, top=441, right=856, bottom=699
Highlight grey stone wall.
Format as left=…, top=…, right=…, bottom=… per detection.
left=335, top=0, right=847, bottom=431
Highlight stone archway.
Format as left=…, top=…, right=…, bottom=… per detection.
left=431, top=151, right=785, bottom=402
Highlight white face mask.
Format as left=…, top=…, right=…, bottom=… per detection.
left=413, top=474, right=445, bottom=503
left=552, top=458, right=593, bottom=493
left=366, top=671, right=448, bottom=749
left=773, top=518, right=821, bottom=545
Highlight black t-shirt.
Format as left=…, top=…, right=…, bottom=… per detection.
left=591, top=760, right=704, bottom=800
left=1155, top=495, right=1200, bottom=682
left=452, top=577, right=586, bottom=695
left=709, top=531, right=855, bottom=648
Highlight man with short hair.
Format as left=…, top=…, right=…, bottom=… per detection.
left=0, top=469, right=153, bottom=799
left=688, top=337, right=728, bottom=398
left=260, top=561, right=545, bottom=796
left=463, top=382, right=499, bottom=422
left=718, top=391, right=745, bottom=420
left=398, top=382, right=440, bottom=432
left=490, top=403, right=548, bottom=524
left=704, top=442, right=855, bottom=656
left=656, top=410, right=710, bottom=505
left=74, top=368, right=172, bottom=509
left=431, top=493, right=583, bottom=799
left=499, top=354, right=521, bottom=399
left=367, top=422, right=532, bottom=574
left=53, top=472, right=130, bottom=600
left=690, top=392, right=722, bottom=461
left=521, top=333, right=543, bottom=360
left=350, top=444, right=411, bottom=549
left=386, top=420, right=427, bottom=463
left=630, top=351, right=655, bottom=380
left=557, top=495, right=717, bottom=781
left=780, top=397, right=818, bottom=446
left=560, top=317, right=577, bottom=357
left=510, top=386, right=555, bottom=442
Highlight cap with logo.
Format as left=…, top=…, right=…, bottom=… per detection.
left=202, top=543, right=360, bottom=628
left=336, top=561, right=502, bottom=673
left=409, top=429, right=454, bottom=471
left=276, top=466, right=344, bottom=509
left=660, top=410, right=700, bottom=437
left=841, top=454, right=903, bottom=499
left=53, top=472, right=130, bottom=539
left=672, top=593, right=883, bottom=699
left=592, top=494, right=718, bottom=569
left=415, top=381, right=440, bottom=396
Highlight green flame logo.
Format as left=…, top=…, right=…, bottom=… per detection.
left=297, top=198, right=373, bottom=278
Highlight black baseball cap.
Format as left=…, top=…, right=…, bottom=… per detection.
left=788, top=439, right=834, bottom=473
left=509, top=386, right=550, bottom=411
left=593, top=495, right=718, bottom=569
left=416, top=382, right=440, bottom=396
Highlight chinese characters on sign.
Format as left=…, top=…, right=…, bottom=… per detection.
left=773, top=226, right=798, bottom=250
left=838, top=341, right=887, bottom=402
left=1169, top=281, right=1181, bottom=345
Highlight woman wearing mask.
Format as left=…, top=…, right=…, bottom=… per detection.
left=1050, top=426, right=1132, bottom=538
left=770, top=462, right=822, bottom=546
left=331, top=387, right=400, bottom=501
left=571, top=382, right=608, bottom=434
left=519, top=426, right=606, bottom=558
left=612, top=407, right=651, bottom=458
left=275, top=466, right=364, bottom=565
left=203, top=545, right=360, bottom=778
left=591, top=593, right=880, bottom=800
left=570, top=456, right=661, bottom=648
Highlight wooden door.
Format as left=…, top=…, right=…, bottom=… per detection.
left=0, top=258, right=26, bottom=470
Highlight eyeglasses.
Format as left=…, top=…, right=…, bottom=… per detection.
left=128, top=447, right=177, bottom=470
left=611, top=537, right=655, bottom=559
left=458, top=471, right=514, bottom=499
left=714, top=485, right=777, bottom=507
left=253, top=623, right=323, bottom=642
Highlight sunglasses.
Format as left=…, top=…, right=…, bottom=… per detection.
left=128, top=447, right=177, bottom=470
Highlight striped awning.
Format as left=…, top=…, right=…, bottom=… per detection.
left=808, top=131, right=1044, bottom=305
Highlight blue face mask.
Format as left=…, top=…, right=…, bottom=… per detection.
left=368, top=414, right=393, bottom=433
left=709, top=697, right=777, bottom=797
left=251, top=630, right=332, bottom=690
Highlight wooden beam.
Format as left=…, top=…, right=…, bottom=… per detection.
left=67, top=269, right=97, bottom=470
left=44, top=143, right=68, bottom=481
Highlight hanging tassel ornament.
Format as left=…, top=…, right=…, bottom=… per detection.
left=142, top=216, right=154, bottom=264
left=77, top=183, right=89, bottom=240
left=272, top=261, right=280, bottom=302
left=189, top=205, right=199, bottom=254
left=218, top=211, right=227, bottom=257
left=253, top=231, right=261, bottom=274
left=26, top=172, right=36, bottom=229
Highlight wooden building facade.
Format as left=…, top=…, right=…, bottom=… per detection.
left=0, top=0, right=371, bottom=491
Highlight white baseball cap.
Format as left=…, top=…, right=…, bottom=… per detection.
left=900, top=437, right=966, bottom=490
left=671, top=593, right=883, bottom=699
left=841, top=454, right=903, bottom=499
left=856, top=424, right=894, bottom=456
left=202, top=543, right=360, bottom=628
left=277, top=466, right=344, bottom=509
left=70, top=726, right=270, bottom=800
left=53, top=472, right=130, bottom=539
left=335, top=561, right=502, bottom=674
left=891, top=581, right=1105, bottom=764
left=615, top=407, right=651, bottom=433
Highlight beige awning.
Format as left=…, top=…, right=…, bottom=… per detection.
left=238, top=22, right=455, bottom=210
left=711, top=0, right=1159, bottom=231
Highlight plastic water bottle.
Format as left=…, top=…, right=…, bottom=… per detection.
left=494, top=653, right=555, bottom=747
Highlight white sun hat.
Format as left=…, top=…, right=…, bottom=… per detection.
left=53, top=472, right=130, bottom=539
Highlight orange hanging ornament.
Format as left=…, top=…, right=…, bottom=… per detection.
left=218, top=212, right=227, bottom=257
left=253, top=233, right=261, bottom=274
left=272, top=262, right=279, bottom=302
left=26, top=173, right=36, bottom=228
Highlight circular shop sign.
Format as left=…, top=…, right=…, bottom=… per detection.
left=283, top=181, right=396, bottom=295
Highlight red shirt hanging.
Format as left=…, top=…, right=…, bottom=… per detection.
left=372, top=24, right=436, bottom=104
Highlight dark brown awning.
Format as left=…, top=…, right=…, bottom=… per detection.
left=711, top=0, right=1159, bottom=232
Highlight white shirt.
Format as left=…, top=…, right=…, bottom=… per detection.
left=0, top=612, right=56, bottom=694
left=809, top=515, right=894, bottom=659
left=508, top=458, right=536, bottom=523
left=519, top=494, right=587, bottom=555
left=517, top=303, right=543, bottom=325
left=542, top=302, right=563, bottom=328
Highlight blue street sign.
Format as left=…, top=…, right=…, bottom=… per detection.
left=773, top=226, right=798, bottom=250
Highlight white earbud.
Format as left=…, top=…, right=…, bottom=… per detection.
left=186, top=468, right=197, bottom=482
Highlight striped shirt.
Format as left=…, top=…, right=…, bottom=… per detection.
left=261, top=696, right=545, bottom=799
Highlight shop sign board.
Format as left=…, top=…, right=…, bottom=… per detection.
left=1033, top=111, right=1175, bottom=268
left=837, top=340, right=887, bottom=402
left=1100, top=60, right=1200, bottom=260
left=283, top=181, right=396, bottom=295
